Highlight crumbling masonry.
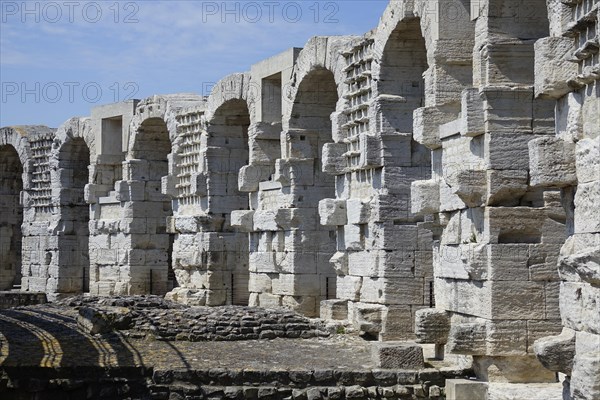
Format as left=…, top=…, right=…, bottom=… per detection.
left=1, top=0, right=598, bottom=399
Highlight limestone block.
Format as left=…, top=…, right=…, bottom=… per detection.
left=360, top=277, right=424, bottom=305
left=380, top=133, right=412, bottom=167
left=336, top=275, right=361, bottom=301
left=445, top=379, right=488, bottom=400
left=275, top=251, right=318, bottom=275
left=257, top=292, right=282, bottom=308
left=77, top=306, right=133, bottom=335
left=371, top=342, right=424, bottom=369
left=450, top=169, right=487, bottom=207
left=370, top=193, right=413, bottom=222
left=274, top=159, right=313, bottom=186
left=331, top=111, right=347, bottom=142
left=415, top=308, right=450, bottom=344
left=274, top=208, right=318, bottom=231
left=411, top=179, right=440, bottom=215
left=486, top=169, right=529, bottom=206
left=122, top=159, right=149, bottom=181
left=160, top=175, right=177, bottom=197
left=377, top=250, right=415, bottom=278
left=576, top=138, right=600, bottom=184
left=272, top=273, right=320, bottom=297
left=413, top=106, right=455, bottom=149
left=581, top=91, right=599, bottom=138
left=282, top=295, right=317, bottom=317
left=346, top=199, right=370, bottom=224
left=574, top=181, right=600, bottom=234
left=379, top=304, right=415, bottom=341
left=253, top=210, right=278, bottom=231
left=351, top=302, right=386, bottom=336
left=230, top=210, right=255, bottom=232
left=447, top=319, right=488, bottom=355
left=472, top=355, right=556, bottom=383
left=318, top=199, right=347, bottom=226
left=483, top=207, right=545, bottom=245
left=237, top=165, right=272, bottom=192
left=558, top=247, right=600, bottom=286
left=436, top=278, right=546, bottom=320
left=533, top=327, right=575, bottom=375
left=359, top=133, right=382, bottom=168
left=347, top=251, right=377, bottom=277
left=556, top=91, right=584, bottom=141
left=322, top=143, right=347, bottom=175
left=330, top=251, right=348, bottom=275
left=172, top=216, right=203, bottom=234
left=571, top=330, right=600, bottom=400
left=115, top=180, right=145, bottom=202
left=559, top=281, right=600, bottom=335
left=320, top=299, right=349, bottom=320
left=485, top=132, right=534, bottom=170
left=370, top=223, right=419, bottom=251
left=165, top=288, right=207, bottom=306
left=486, top=382, right=563, bottom=400
left=528, top=136, right=577, bottom=187
left=344, top=224, right=363, bottom=250
left=534, top=37, right=578, bottom=99
left=461, top=88, right=485, bottom=137
left=381, top=166, right=429, bottom=195
left=190, top=172, right=208, bottom=196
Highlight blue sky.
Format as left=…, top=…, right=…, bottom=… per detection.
left=1, top=0, right=389, bottom=127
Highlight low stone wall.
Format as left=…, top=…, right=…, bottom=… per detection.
left=64, top=296, right=331, bottom=341
left=0, top=291, right=46, bottom=309
left=0, top=365, right=471, bottom=399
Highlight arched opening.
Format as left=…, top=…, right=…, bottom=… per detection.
left=0, top=145, right=23, bottom=290
left=380, top=18, right=428, bottom=130
left=289, top=68, right=339, bottom=307
left=207, top=99, right=250, bottom=305
left=57, top=138, right=91, bottom=293
left=130, top=117, right=175, bottom=295
left=290, top=68, right=339, bottom=164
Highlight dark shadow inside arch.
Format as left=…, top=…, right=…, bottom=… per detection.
left=380, top=17, right=428, bottom=132
left=208, top=99, right=251, bottom=305
left=289, top=68, right=339, bottom=303
left=58, top=138, right=91, bottom=293
left=130, top=118, right=175, bottom=295
left=0, top=145, right=23, bottom=290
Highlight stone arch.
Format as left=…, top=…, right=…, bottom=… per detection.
left=129, top=97, right=177, bottom=156
left=0, top=126, right=32, bottom=171
left=51, top=128, right=91, bottom=294
left=205, top=73, right=255, bottom=126
left=373, top=13, right=429, bottom=134
left=282, top=37, right=349, bottom=130
left=0, top=143, right=24, bottom=290
left=203, top=98, right=251, bottom=305
left=127, top=115, right=175, bottom=295
left=288, top=67, right=339, bottom=184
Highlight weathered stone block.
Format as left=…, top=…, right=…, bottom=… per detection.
left=415, top=308, right=450, bottom=344
left=318, top=199, right=347, bottom=226
left=320, top=299, right=349, bottom=320
left=371, top=342, right=424, bottom=369
left=528, top=136, right=577, bottom=187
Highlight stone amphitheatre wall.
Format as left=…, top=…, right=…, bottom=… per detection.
left=1, top=0, right=597, bottom=398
